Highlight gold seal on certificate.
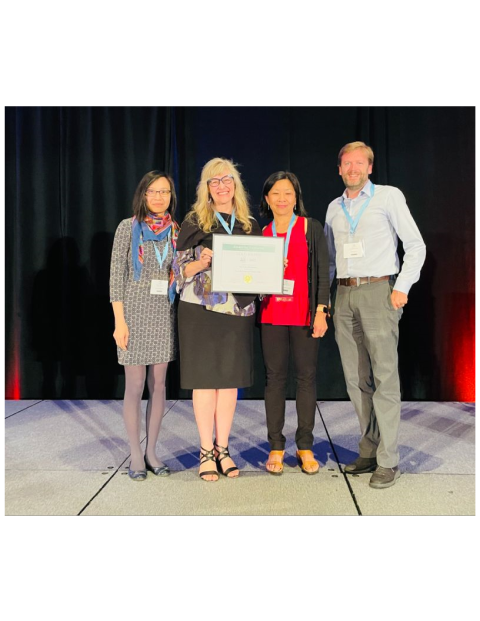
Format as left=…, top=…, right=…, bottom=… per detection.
left=211, top=234, right=284, bottom=294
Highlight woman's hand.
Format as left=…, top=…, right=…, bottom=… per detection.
left=198, top=247, right=213, bottom=270
left=113, top=321, right=129, bottom=351
left=312, top=311, right=328, bottom=339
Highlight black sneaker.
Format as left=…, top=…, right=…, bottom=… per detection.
left=369, top=466, right=401, bottom=489
left=344, top=457, right=377, bottom=474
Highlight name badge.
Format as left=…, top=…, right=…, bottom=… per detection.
left=150, top=280, right=168, bottom=295
left=343, top=240, right=365, bottom=259
left=282, top=279, right=295, bottom=295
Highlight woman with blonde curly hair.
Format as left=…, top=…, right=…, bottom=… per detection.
left=173, top=158, right=261, bottom=481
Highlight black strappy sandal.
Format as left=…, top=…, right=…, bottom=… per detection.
left=199, top=447, right=219, bottom=482
left=214, top=440, right=240, bottom=478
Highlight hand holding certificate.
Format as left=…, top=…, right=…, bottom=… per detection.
left=211, top=234, right=284, bottom=294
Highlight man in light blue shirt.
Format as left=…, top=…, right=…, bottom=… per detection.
left=324, top=141, right=426, bottom=489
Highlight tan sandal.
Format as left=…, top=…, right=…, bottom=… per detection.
left=266, top=450, right=285, bottom=476
left=296, top=450, right=320, bottom=475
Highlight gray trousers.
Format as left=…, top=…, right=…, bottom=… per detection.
left=333, top=280, right=402, bottom=468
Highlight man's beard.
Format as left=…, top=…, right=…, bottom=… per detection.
left=342, top=172, right=368, bottom=192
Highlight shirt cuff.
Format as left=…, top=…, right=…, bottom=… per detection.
left=393, top=277, right=412, bottom=296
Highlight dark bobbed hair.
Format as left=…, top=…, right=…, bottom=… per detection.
left=132, top=171, right=177, bottom=222
left=259, top=171, right=308, bottom=218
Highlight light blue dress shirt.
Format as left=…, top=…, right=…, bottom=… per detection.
left=324, top=180, right=426, bottom=295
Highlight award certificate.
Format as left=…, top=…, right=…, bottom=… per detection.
left=211, top=234, right=284, bottom=294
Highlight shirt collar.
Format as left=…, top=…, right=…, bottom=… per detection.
left=341, top=179, right=373, bottom=201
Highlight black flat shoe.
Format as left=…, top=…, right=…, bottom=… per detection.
left=145, top=455, right=171, bottom=477
left=128, top=464, right=147, bottom=481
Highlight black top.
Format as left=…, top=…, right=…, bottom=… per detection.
left=176, top=212, right=262, bottom=308
left=306, top=218, right=330, bottom=329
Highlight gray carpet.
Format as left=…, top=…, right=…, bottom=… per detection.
left=4, top=399, right=475, bottom=516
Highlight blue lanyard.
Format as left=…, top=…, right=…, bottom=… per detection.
left=215, top=210, right=236, bottom=234
left=341, top=184, right=375, bottom=235
left=152, top=231, right=170, bottom=270
left=272, top=213, right=296, bottom=259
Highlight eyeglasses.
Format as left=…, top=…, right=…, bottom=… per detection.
left=207, top=175, right=234, bottom=188
left=145, top=189, right=171, bottom=197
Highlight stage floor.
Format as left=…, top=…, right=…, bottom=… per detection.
left=5, top=400, right=475, bottom=516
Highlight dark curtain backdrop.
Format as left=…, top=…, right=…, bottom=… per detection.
left=5, top=106, right=475, bottom=401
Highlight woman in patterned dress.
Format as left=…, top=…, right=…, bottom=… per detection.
left=110, top=171, right=179, bottom=481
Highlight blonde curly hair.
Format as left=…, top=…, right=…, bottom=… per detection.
left=186, top=157, right=252, bottom=234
